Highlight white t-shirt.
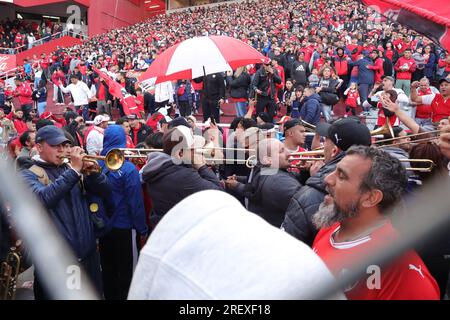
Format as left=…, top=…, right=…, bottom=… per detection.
left=86, top=127, right=104, bottom=155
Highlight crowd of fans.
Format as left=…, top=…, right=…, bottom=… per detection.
left=0, top=18, right=64, bottom=53
left=1, top=0, right=450, bottom=300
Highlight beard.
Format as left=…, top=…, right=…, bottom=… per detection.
left=312, top=198, right=360, bottom=230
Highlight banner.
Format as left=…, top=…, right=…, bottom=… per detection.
left=93, top=67, right=139, bottom=117
left=0, top=55, right=16, bottom=74
left=360, top=0, right=450, bottom=51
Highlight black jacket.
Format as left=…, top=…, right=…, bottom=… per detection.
left=195, top=73, right=226, bottom=101
left=250, top=67, right=282, bottom=100
left=142, top=152, right=224, bottom=228
left=281, top=152, right=345, bottom=246
left=130, top=123, right=153, bottom=145
left=291, top=61, right=310, bottom=86
left=227, top=72, right=251, bottom=99
left=235, top=165, right=301, bottom=227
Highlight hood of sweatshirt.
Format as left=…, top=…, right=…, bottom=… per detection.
left=127, top=190, right=345, bottom=300
left=101, top=125, right=126, bottom=156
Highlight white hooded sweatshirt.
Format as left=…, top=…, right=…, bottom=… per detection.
left=128, top=190, right=345, bottom=300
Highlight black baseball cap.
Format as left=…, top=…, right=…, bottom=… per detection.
left=168, top=117, right=192, bottom=129
left=316, top=118, right=371, bottom=151
left=257, top=112, right=271, bottom=123
left=283, top=119, right=305, bottom=137
left=36, top=125, right=70, bottom=146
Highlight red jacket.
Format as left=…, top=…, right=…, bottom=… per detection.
left=7, top=112, right=28, bottom=135
left=333, top=55, right=349, bottom=76
left=367, top=57, right=384, bottom=83
left=14, top=83, right=33, bottom=106
left=394, top=57, right=416, bottom=80
left=438, top=59, right=450, bottom=73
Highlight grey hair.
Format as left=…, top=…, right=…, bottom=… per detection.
left=346, top=145, right=408, bottom=211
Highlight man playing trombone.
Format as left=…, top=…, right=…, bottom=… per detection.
left=225, top=138, right=301, bottom=228
left=21, top=125, right=111, bottom=299
left=140, top=125, right=223, bottom=230
left=282, top=118, right=372, bottom=246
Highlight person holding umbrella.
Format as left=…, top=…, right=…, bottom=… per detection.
left=250, top=58, right=282, bottom=123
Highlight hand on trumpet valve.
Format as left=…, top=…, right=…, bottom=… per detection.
left=131, top=157, right=147, bottom=168
left=310, top=160, right=325, bottom=176
left=68, top=147, right=85, bottom=173
left=225, top=175, right=239, bottom=190
left=192, top=151, right=207, bottom=170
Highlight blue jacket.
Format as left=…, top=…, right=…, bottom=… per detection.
left=349, top=56, right=375, bottom=85
left=424, top=53, right=436, bottom=79
left=21, top=161, right=111, bottom=260
left=299, top=94, right=322, bottom=125
left=99, top=125, right=148, bottom=235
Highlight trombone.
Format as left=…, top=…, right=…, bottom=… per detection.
left=374, top=129, right=442, bottom=147
left=288, top=149, right=325, bottom=161
left=370, top=121, right=395, bottom=139
left=400, top=159, right=436, bottom=173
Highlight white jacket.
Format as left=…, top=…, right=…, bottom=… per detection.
left=154, top=81, right=174, bottom=103
left=86, top=127, right=104, bottom=155
left=59, top=80, right=93, bottom=107
left=128, top=190, right=345, bottom=300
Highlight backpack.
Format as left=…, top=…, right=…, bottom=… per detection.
left=28, top=165, right=110, bottom=237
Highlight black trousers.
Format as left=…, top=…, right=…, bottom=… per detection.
left=256, top=96, right=276, bottom=122
left=99, top=228, right=134, bottom=300
left=178, top=100, right=191, bottom=117
left=155, top=100, right=169, bottom=111
left=202, top=98, right=220, bottom=123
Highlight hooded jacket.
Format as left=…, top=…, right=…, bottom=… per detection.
left=99, top=125, right=148, bottom=235
left=128, top=190, right=345, bottom=300
left=282, top=152, right=345, bottom=246
left=299, top=93, right=322, bottom=125
left=21, top=158, right=111, bottom=259
left=235, top=165, right=301, bottom=228
left=349, top=56, right=374, bottom=85
left=141, top=152, right=223, bottom=228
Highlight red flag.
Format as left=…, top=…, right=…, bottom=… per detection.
left=93, top=67, right=139, bottom=117
left=360, top=0, right=450, bottom=51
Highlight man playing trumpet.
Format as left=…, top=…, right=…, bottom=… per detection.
left=21, top=125, right=111, bottom=299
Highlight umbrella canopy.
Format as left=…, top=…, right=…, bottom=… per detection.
left=139, top=36, right=267, bottom=85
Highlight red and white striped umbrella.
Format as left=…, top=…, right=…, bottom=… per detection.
left=139, top=36, right=267, bottom=86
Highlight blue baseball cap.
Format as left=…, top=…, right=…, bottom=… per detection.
left=36, top=125, right=70, bottom=146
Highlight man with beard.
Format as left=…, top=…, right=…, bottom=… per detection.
left=311, top=146, right=439, bottom=300
left=281, top=118, right=372, bottom=246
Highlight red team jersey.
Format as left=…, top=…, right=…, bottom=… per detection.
left=313, top=221, right=440, bottom=300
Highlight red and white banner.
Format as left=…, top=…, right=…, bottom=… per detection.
left=360, top=0, right=450, bottom=51
left=93, top=67, right=139, bottom=117
left=0, top=54, right=16, bottom=74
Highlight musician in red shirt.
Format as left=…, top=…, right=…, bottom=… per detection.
left=312, top=146, right=439, bottom=300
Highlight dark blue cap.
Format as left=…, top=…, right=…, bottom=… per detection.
left=36, top=125, right=70, bottom=146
